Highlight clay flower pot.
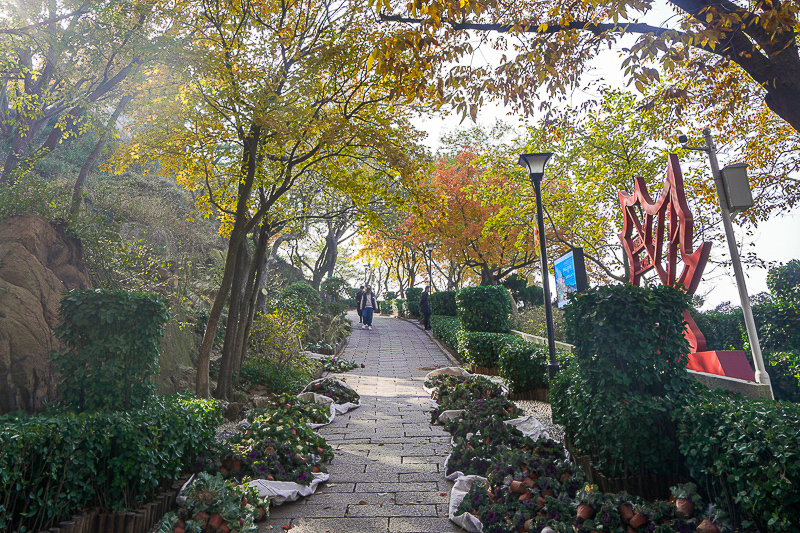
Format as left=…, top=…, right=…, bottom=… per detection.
left=629, top=512, right=647, bottom=529
left=522, top=477, right=536, bottom=488
left=674, top=498, right=694, bottom=519
left=541, top=489, right=555, bottom=498
left=209, top=514, right=224, bottom=530
left=618, top=503, right=634, bottom=522
left=695, top=519, right=720, bottom=533
left=256, top=506, right=268, bottom=521
left=509, top=480, right=526, bottom=494
left=559, top=472, right=570, bottom=484
left=536, top=495, right=547, bottom=509
left=518, top=491, right=532, bottom=502
left=576, top=504, right=596, bottom=521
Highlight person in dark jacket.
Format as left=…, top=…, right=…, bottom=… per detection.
left=361, top=285, right=377, bottom=330
left=355, top=285, right=365, bottom=324
left=419, top=285, right=432, bottom=330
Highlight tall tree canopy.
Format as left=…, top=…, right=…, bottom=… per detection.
left=116, top=0, right=426, bottom=398
left=372, top=0, right=800, bottom=133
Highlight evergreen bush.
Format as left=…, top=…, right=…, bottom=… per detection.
left=456, top=285, right=510, bottom=333
left=456, top=330, right=516, bottom=367
left=675, top=389, right=800, bottom=531
left=431, top=316, right=460, bottom=352
left=405, top=287, right=423, bottom=318
left=0, top=395, right=221, bottom=532
left=53, top=289, right=171, bottom=412
left=498, top=338, right=549, bottom=392
left=553, top=284, right=696, bottom=479
left=429, top=290, right=457, bottom=316
left=280, top=282, right=321, bottom=312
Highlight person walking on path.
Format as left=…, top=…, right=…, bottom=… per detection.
left=419, top=285, right=432, bottom=330
left=360, top=285, right=377, bottom=330
left=355, top=285, right=365, bottom=325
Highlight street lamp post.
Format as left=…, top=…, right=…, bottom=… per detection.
left=517, top=152, right=559, bottom=381
left=680, top=129, right=772, bottom=396
left=425, top=243, right=435, bottom=291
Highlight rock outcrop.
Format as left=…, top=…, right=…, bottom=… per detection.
left=0, top=215, right=91, bottom=414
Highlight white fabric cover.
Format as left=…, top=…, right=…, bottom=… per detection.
left=503, top=415, right=553, bottom=441
left=295, top=392, right=337, bottom=428
left=434, top=409, right=465, bottom=425
left=448, top=475, right=487, bottom=532
left=302, top=377, right=361, bottom=415
left=248, top=472, right=330, bottom=506
left=422, top=367, right=471, bottom=395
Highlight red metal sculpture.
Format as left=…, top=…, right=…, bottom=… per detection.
left=618, top=154, right=755, bottom=381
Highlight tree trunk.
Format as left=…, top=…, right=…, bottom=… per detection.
left=69, top=93, right=135, bottom=220
left=214, top=238, right=251, bottom=400
left=196, top=124, right=262, bottom=397
left=232, top=222, right=272, bottom=379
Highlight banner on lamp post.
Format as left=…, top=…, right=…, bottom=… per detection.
left=553, top=248, right=588, bottom=308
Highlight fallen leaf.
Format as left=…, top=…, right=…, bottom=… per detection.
left=359, top=501, right=367, bottom=505
left=440, top=493, right=447, bottom=496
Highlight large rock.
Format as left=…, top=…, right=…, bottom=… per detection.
left=0, top=215, right=90, bottom=414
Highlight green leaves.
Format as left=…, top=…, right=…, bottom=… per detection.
left=498, top=338, right=550, bottom=393
left=457, top=285, right=511, bottom=333
left=0, top=395, right=222, bottom=531
left=53, top=289, right=171, bottom=412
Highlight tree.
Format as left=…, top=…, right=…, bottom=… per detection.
left=116, top=0, right=424, bottom=398
left=0, top=1, right=158, bottom=184
left=416, top=149, right=540, bottom=285
left=372, top=0, right=800, bottom=133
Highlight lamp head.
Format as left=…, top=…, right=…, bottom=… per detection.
left=678, top=134, right=688, bottom=145
left=518, top=152, right=553, bottom=182
left=425, top=243, right=434, bottom=252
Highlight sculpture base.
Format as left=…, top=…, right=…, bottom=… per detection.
left=687, top=350, right=755, bottom=382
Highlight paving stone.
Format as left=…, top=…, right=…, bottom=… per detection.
left=260, top=312, right=457, bottom=532
left=346, top=503, right=439, bottom=517
left=387, top=517, right=464, bottom=532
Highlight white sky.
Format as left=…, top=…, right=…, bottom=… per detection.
left=407, top=4, right=800, bottom=310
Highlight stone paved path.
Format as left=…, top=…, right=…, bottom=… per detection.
left=260, top=312, right=464, bottom=533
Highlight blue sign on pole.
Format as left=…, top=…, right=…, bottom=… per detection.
left=553, top=248, right=588, bottom=308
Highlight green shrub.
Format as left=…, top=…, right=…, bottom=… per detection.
left=456, top=330, right=516, bottom=367
left=767, top=259, right=800, bottom=305
left=553, top=284, right=697, bottom=480
left=498, top=338, right=549, bottom=392
left=248, top=310, right=304, bottom=366
left=280, top=282, right=321, bottom=313
left=0, top=395, right=222, bottom=532
left=383, top=291, right=396, bottom=301
left=240, top=357, right=318, bottom=394
left=430, top=290, right=457, bottom=316
left=675, top=389, right=800, bottom=531
left=752, top=298, right=800, bottom=353
left=53, top=289, right=171, bottom=412
left=456, top=285, right=510, bottom=333
left=393, top=298, right=407, bottom=316
left=689, top=304, right=745, bottom=351
left=764, top=351, right=800, bottom=403
left=341, top=297, right=357, bottom=308
left=552, top=363, right=693, bottom=478
left=405, top=287, right=423, bottom=318
left=431, top=316, right=460, bottom=352
left=501, top=274, right=543, bottom=306
left=564, top=284, right=694, bottom=395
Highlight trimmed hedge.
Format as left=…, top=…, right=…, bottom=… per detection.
left=456, top=285, right=510, bottom=333
left=675, top=389, right=800, bottom=531
left=764, top=351, right=800, bottom=402
left=554, top=284, right=696, bottom=480
left=430, top=290, right=457, bottom=316
left=431, top=315, right=460, bottom=353
left=393, top=298, right=407, bottom=316
left=0, top=395, right=222, bottom=532
left=53, top=289, right=171, bottom=412
left=498, top=337, right=549, bottom=392
left=456, top=330, right=516, bottom=368
left=405, top=287, right=423, bottom=319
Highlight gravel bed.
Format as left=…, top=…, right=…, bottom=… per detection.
left=483, top=374, right=565, bottom=442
